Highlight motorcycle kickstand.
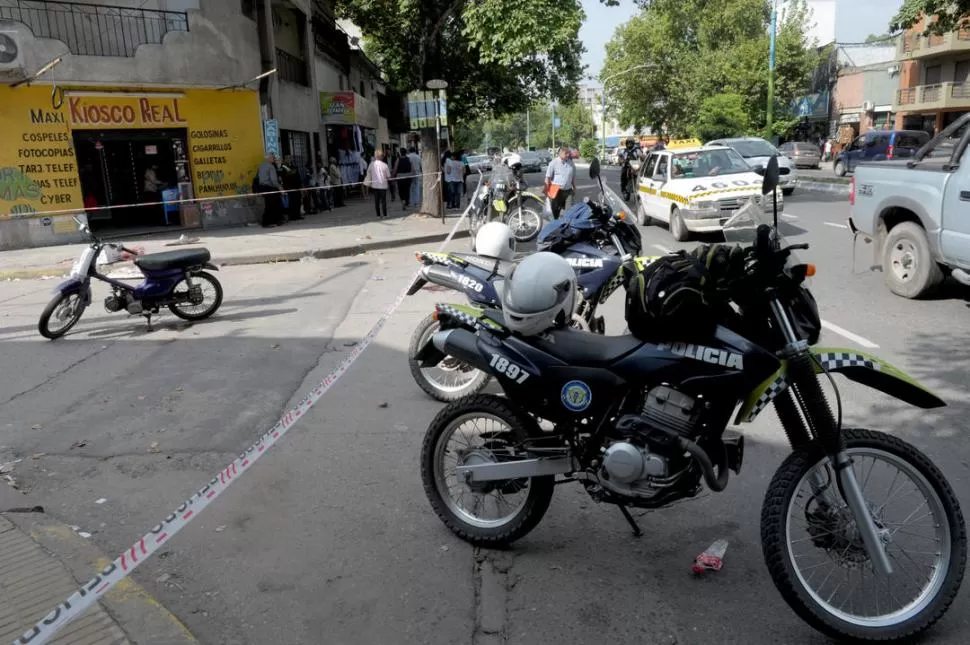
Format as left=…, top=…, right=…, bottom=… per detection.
left=617, top=505, right=643, bottom=538
left=143, top=312, right=154, bottom=332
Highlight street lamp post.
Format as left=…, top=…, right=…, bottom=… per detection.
left=598, top=63, right=657, bottom=160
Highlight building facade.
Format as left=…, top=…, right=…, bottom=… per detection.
left=894, top=19, right=970, bottom=134
left=579, top=82, right=638, bottom=147
left=0, top=0, right=266, bottom=249
left=831, top=45, right=899, bottom=146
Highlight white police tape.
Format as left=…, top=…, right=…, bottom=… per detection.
left=15, top=204, right=472, bottom=645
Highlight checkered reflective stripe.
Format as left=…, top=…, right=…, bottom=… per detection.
left=598, top=270, right=626, bottom=304
left=815, top=351, right=877, bottom=371
left=418, top=251, right=460, bottom=268
left=436, top=304, right=503, bottom=331
left=742, top=375, right=788, bottom=422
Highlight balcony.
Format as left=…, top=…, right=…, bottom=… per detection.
left=895, top=82, right=970, bottom=111
left=0, top=0, right=188, bottom=57
left=276, top=47, right=308, bottom=86
left=897, top=29, right=970, bottom=61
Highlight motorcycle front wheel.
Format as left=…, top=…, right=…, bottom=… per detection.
left=408, top=312, right=490, bottom=402
left=505, top=198, right=544, bottom=243
left=38, top=292, right=86, bottom=339
left=761, top=428, right=966, bottom=642
left=168, top=271, right=223, bottom=321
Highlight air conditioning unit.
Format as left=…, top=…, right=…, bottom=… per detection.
left=862, top=101, right=874, bottom=112
left=0, top=32, right=26, bottom=83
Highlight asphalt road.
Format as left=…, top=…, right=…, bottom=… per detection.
left=2, top=170, right=970, bottom=645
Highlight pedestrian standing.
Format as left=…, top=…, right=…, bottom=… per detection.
left=280, top=155, right=303, bottom=221
left=329, top=156, right=344, bottom=207
left=444, top=152, right=463, bottom=209
left=544, top=145, right=577, bottom=219
left=256, top=153, right=283, bottom=227
left=394, top=146, right=413, bottom=210
left=408, top=147, right=422, bottom=206
left=365, top=149, right=391, bottom=219
left=388, top=148, right=399, bottom=202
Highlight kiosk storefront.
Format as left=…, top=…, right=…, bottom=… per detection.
left=0, top=86, right=263, bottom=248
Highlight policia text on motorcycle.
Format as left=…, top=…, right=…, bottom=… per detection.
left=544, top=146, right=577, bottom=219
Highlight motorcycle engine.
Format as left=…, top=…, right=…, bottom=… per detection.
left=599, top=385, right=701, bottom=498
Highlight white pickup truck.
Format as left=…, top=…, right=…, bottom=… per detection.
left=848, top=113, right=970, bottom=298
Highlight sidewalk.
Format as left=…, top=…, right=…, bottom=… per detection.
left=0, top=485, right=197, bottom=645
left=0, top=198, right=468, bottom=280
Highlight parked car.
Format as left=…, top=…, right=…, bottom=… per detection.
left=778, top=141, right=821, bottom=169
left=833, top=129, right=930, bottom=177
left=848, top=115, right=970, bottom=298
left=705, top=136, right=796, bottom=195
left=466, top=154, right=492, bottom=173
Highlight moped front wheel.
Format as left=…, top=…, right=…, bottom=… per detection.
left=38, top=291, right=87, bottom=339
left=168, top=271, right=223, bottom=321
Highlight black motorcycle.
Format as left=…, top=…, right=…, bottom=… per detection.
left=415, top=157, right=965, bottom=642
left=467, top=166, right=545, bottom=246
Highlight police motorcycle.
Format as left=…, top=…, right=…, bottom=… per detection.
left=468, top=155, right=546, bottom=246
left=406, top=163, right=652, bottom=401
left=619, top=141, right=641, bottom=202
left=415, top=156, right=966, bottom=644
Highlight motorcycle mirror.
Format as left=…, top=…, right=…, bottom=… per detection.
left=752, top=164, right=766, bottom=176
left=761, top=155, right=780, bottom=195
left=589, top=157, right=600, bottom=179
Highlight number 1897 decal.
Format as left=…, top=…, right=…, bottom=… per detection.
left=488, top=353, right=530, bottom=384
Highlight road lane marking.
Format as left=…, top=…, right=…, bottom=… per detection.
left=821, top=319, right=879, bottom=349
left=653, top=244, right=672, bottom=254
left=781, top=213, right=798, bottom=220
left=824, top=222, right=848, bottom=229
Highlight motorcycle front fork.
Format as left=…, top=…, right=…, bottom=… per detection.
left=771, top=298, right=894, bottom=576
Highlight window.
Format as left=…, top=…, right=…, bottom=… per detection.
left=360, top=80, right=365, bottom=97
left=925, top=64, right=942, bottom=84
left=640, top=153, right=658, bottom=178
left=242, top=0, right=256, bottom=20
left=655, top=155, right=669, bottom=179
left=281, top=130, right=310, bottom=169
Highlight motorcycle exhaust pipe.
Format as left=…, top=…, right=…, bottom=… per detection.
left=423, top=264, right=466, bottom=292
left=431, top=328, right=484, bottom=369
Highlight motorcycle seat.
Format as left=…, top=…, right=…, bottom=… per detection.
left=134, top=249, right=211, bottom=272
left=530, top=329, right=643, bottom=366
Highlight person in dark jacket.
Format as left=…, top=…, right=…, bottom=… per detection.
left=280, top=155, right=303, bottom=221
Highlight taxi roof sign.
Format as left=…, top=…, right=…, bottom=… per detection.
left=666, top=138, right=703, bottom=150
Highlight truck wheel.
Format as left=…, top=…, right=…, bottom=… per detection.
left=883, top=222, right=944, bottom=299
left=834, top=161, right=846, bottom=177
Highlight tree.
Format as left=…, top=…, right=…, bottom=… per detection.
left=336, top=0, right=594, bottom=217
left=892, top=1, right=970, bottom=35
left=462, top=101, right=597, bottom=152
left=691, top=93, right=751, bottom=141
left=864, top=32, right=894, bottom=43
left=602, top=0, right=819, bottom=140
left=579, top=139, right=599, bottom=160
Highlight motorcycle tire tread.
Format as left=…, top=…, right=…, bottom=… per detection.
left=168, top=271, right=224, bottom=321
left=407, top=312, right=490, bottom=402
left=420, top=394, right=555, bottom=547
left=760, top=427, right=967, bottom=642
left=38, top=292, right=86, bottom=340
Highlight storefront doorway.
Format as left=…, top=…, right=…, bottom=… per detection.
left=73, top=128, right=190, bottom=232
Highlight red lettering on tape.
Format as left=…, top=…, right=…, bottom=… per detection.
left=155, top=532, right=168, bottom=544
left=206, top=490, right=216, bottom=498
left=96, top=582, right=109, bottom=594
left=120, top=554, right=128, bottom=572
left=272, top=432, right=280, bottom=438
left=182, top=510, right=193, bottom=520
left=241, top=459, right=250, bottom=467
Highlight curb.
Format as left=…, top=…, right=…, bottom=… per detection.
left=795, top=180, right=851, bottom=196
left=0, top=229, right=470, bottom=281
left=1, top=511, right=199, bottom=645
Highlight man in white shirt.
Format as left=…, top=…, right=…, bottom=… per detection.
left=407, top=147, right=422, bottom=206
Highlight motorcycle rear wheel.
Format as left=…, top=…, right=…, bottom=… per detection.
left=762, top=428, right=966, bottom=642
left=420, top=394, right=555, bottom=546
left=408, top=312, right=490, bottom=402
left=168, top=271, right=223, bottom=321
left=38, top=292, right=86, bottom=340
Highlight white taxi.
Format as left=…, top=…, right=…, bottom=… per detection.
left=635, top=144, right=784, bottom=241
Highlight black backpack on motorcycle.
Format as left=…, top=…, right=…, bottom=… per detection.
left=624, top=244, right=744, bottom=341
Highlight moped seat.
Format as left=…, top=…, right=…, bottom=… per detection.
left=134, top=249, right=211, bottom=272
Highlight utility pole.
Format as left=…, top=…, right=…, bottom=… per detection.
left=766, top=0, right=778, bottom=143
left=551, top=101, right=556, bottom=150
left=526, top=107, right=530, bottom=150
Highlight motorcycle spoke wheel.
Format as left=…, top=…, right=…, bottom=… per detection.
left=168, top=271, right=223, bottom=321
left=763, top=429, right=966, bottom=641
left=506, top=206, right=542, bottom=243
left=39, top=293, right=84, bottom=339
left=408, top=313, right=489, bottom=401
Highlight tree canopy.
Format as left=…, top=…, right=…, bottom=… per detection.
left=453, top=102, right=597, bottom=152
left=892, top=1, right=970, bottom=35
left=601, top=0, right=819, bottom=140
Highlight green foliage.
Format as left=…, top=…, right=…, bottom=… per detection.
left=472, top=102, right=597, bottom=151
left=336, top=0, right=592, bottom=123
left=579, top=139, right=600, bottom=159
left=602, top=0, right=819, bottom=139
left=864, top=33, right=894, bottom=43
left=691, top=93, right=751, bottom=141
left=892, top=1, right=970, bottom=35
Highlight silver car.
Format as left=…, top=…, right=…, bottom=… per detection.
left=778, top=141, right=821, bottom=169
left=706, top=137, right=796, bottom=195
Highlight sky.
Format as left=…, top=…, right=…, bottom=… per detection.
left=578, top=0, right=905, bottom=81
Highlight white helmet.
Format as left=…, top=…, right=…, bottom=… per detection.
left=504, top=153, right=522, bottom=168
left=474, top=221, right=516, bottom=261
left=502, top=252, right=577, bottom=336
